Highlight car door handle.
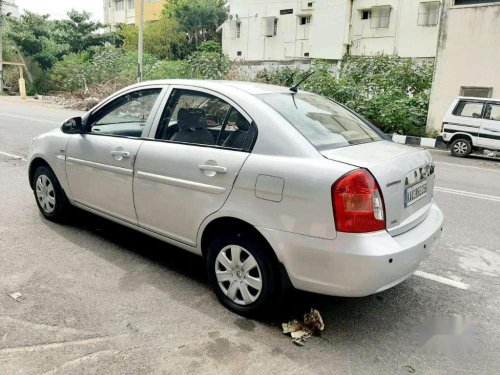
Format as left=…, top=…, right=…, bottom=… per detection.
left=198, top=164, right=227, bottom=174
left=111, top=150, right=131, bottom=158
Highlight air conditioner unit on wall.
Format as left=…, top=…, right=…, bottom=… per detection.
left=262, top=16, right=277, bottom=37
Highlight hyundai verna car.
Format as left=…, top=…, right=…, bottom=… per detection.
left=28, top=80, right=443, bottom=316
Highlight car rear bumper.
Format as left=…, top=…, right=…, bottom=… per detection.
left=257, top=202, right=444, bottom=297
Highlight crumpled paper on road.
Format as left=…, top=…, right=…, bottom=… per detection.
left=282, top=308, right=325, bottom=346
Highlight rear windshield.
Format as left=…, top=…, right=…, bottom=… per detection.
left=259, top=93, right=382, bottom=150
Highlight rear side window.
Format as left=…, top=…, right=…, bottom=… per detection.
left=453, top=101, right=484, bottom=118
left=155, top=89, right=255, bottom=151
left=485, top=103, right=500, bottom=121
left=259, top=93, right=382, bottom=150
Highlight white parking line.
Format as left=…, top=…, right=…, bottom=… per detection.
left=0, top=150, right=26, bottom=161
left=0, top=113, right=60, bottom=125
left=414, top=270, right=469, bottom=290
left=435, top=161, right=500, bottom=173
left=435, top=186, right=500, bottom=202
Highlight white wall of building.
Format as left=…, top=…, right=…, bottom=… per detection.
left=104, top=0, right=135, bottom=27
left=350, top=0, right=440, bottom=58
left=222, top=0, right=351, bottom=61
left=427, top=1, right=500, bottom=131
left=2, top=1, right=20, bottom=19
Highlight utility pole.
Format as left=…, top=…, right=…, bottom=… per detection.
left=137, top=0, right=144, bottom=82
left=0, top=0, right=4, bottom=94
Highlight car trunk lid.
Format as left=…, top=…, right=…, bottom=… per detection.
left=322, top=141, right=435, bottom=236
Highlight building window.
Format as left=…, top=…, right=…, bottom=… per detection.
left=418, top=2, right=440, bottom=26
left=280, top=9, right=294, bottom=15
left=127, top=0, right=134, bottom=9
left=262, top=17, right=277, bottom=37
left=237, top=51, right=242, bottom=56
left=308, top=2, right=314, bottom=7
left=460, top=87, right=493, bottom=98
left=371, top=6, right=391, bottom=28
left=304, top=52, right=310, bottom=57
left=361, top=10, right=371, bottom=20
left=300, top=16, right=311, bottom=25
left=236, top=22, right=241, bottom=38
left=115, top=0, right=125, bottom=11
left=455, top=0, right=500, bottom=5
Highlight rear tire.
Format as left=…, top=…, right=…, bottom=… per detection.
left=33, top=166, right=71, bottom=223
left=206, top=231, right=280, bottom=317
left=450, top=138, right=472, bottom=157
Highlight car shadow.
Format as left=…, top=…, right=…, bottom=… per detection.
left=43, top=207, right=461, bottom=350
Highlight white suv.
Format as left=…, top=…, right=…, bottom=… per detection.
left=442, top=97, right=500, bottom=157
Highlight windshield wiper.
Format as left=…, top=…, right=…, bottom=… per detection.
left=289, top=70, right=316, bottom=93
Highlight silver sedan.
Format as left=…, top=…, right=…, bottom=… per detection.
left=28, top=80, right=444, bottom=316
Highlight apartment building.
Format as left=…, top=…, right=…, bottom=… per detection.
left=221, top=0, right=352, bottom=61
left=103, top=0, right=163, bottom=27
left=221, top=0, right=442, bottom=61
left=1, top=0, right=20, bottom=19
left=427, top=0, right=500, bottom=131
left=350, top=0, right=440, bottom=58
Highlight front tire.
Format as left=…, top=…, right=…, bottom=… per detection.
left=207, top=232, right=280, bottom=317
left=33, top=166, right=71, bottom=222
left=450, top=138, right=472, bottom=157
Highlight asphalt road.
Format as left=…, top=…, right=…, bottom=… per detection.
left=1, top=97, right=499, bottom=375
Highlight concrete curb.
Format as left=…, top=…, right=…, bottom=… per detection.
left=392, top=134, right=447, bottom=149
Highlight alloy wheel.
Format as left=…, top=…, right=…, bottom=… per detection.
left=215, top=245, right=263, bottom=306
left=453, top=141, right=468, bottom=155
left=35, top=175, right=56, bottom=214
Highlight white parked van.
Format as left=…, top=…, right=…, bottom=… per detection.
left=441, top=97, right=500, bottom=157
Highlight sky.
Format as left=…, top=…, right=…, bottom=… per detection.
left=15, top=0, right=104, bottom=21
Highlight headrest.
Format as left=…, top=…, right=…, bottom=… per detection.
left=235, top=113, right=251, bottom=131
left=177, top=108, right=207, bottom=131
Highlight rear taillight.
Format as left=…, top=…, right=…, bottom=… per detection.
left=332, top=169, right=385, bottom=233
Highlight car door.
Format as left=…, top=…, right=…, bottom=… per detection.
left=479, top=102, right=500, bottom=150
left=65, top=86, right=165, bottom=223
left=133, top=87, right=256, bottom=246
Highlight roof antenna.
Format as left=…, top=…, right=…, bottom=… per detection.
left=289, top=70, right=316, bottom=93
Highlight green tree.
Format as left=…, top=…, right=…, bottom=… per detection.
left=119, top=16, right=186, bottom=60
left=163, top=0, right=227, bottom=53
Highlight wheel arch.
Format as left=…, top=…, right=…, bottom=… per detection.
left=29, top=157, right=52, bottom=189
left=200, top=217, right=275, bottom=258
left=200, top=216, right=293, bottom=292
left=449, top=133, right=473, bottom=145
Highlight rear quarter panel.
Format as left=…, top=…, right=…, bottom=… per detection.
left=206, top=153, right=355, bottom=242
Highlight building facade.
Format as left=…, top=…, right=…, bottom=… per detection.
left=221, top=0, right=442, bottom=61
left=103, top=0, right=163, bottom=27
left=427, top=0, right=500, bottom=131
left=1, top=0, right=20, bottom=19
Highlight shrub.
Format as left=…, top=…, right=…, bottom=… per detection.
left=256, top=56, right=433, bottom=136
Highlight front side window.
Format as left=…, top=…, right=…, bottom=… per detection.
left=155, top=89, right=255, bottom=150
left=260, top=93, right=382, bottom=150
left=418, top=2, right=440, bottom=26
left=453, top=101, right=484, bottom=118
left=371, top=6, right=391, bottom=28
left=485, top=103, right=500, bottom=121
left=88, top=89, right=161, bottom=137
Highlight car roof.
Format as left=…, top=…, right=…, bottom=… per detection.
left=132, top=79, right=293, bottom=95
left=457, top=96, right=500, bottom=103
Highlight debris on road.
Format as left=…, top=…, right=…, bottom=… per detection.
left=282, top=308, right=325, bottom=346
left=8, top=292, right=23, bottom=302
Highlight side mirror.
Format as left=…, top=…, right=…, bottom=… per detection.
left=61, top=117, right=83, bottom=134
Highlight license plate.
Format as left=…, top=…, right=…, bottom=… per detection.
left=405, top=180, right=427, bottom=207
